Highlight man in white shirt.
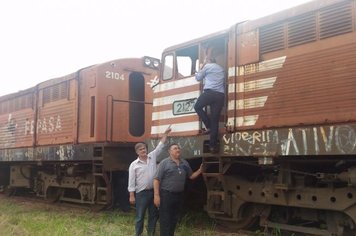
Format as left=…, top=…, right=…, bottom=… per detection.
left=128, top=126, right=171, bottom=236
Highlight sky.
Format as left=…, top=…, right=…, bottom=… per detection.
left=0, top=0, right=311, bottom=96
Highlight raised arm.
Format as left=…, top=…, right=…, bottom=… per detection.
left=160, top=125, right=172, bottom=144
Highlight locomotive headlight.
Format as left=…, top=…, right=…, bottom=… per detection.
left=143, top=56, right=160, bottom=70
left=144, top=57, right=151, bottom=66
left=153, top=60, right=160, bottom=68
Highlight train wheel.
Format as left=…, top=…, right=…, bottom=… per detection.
left=216, top=203, right=260, bottom=230
left=326, top=211, right=356, bottom=236
left=46, top=187, right=62, bottom=203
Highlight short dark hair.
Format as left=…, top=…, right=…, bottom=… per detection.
left=135, top=142, right=147, bottom=151
left=207, top=57, right=216, bottom=63
left=168, top=143, right=180, bottom=150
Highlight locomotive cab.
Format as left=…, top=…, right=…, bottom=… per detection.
left=152, top=33, right=229, bottom=156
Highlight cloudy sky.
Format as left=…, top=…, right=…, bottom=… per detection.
left=0, top=0, right=311, bottom=96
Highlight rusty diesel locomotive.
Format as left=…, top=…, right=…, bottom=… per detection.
left=0, top=57, right=159, bottom=208
left=149, top=0, right=356, bottom=234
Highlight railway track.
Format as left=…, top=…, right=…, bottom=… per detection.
left=0, top=192, right=95, bottom=212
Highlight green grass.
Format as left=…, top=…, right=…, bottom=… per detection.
left=0, top=196, right=219, bottom=236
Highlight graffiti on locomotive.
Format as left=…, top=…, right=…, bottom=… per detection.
left=223, top=125, right=356, bottom=156
left=25, top=115, right=62, bottom=135
left=0, top=114, right=63, bottom=148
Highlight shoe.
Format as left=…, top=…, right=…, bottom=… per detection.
left=200, top=128, right=210, bottom=135
left=209, top=146, right=219, bottom=154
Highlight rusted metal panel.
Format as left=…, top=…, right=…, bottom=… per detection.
left=78, top=58, right=157, bottom=143
left=227, top=0, right=356, bottom=131
left=237, top=29, right=259, bottom=65
left=0, top=88, right=36, bottom=149
left=0, top=144, right=91, bottom=162
left=34, top=73, right=78, bottom=146
left=228, top=39, right=356, bottom=130
left=241, top=0, right=351, bottom=31
left=151, top=75, right=201, bottom=136
left=36, top=103, right=75, bottom=145
left=0, top=110, right=35, bottom=149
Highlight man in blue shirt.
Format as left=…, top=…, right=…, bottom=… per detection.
left=194, top=57, right=225, bottom=153
left=153, top=143, right=202, bottom=236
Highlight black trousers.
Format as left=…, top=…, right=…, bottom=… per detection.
left=194, top=90, right=225, bottom=148
left=159, top=190, right=183, bottom=236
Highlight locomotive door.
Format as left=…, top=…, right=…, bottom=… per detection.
left=199, top=37, right=228, bottom=134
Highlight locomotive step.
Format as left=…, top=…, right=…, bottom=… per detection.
left=203, top=161, right=220, bottom=164
left=202, top=173, right=221, bottom=177
left=96, top=201, right=108, bottom=205
left=97, top=187, right=108, bottom=191
left=207, top=210, right=225, bottom=215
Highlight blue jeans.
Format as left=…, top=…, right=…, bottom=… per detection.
left=159, top=190, right=183, bottom=236
left=135, top=189, right=158, bottom=236
left=194, top=90, right=225, bottom=148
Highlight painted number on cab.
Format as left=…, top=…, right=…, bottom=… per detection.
left=173, top=98, right=197, bottom=115
left=105, top=71, right=125, bottom=80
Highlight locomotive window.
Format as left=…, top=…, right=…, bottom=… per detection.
left=177, top=56, right=193, bottom=77
left=162, top=54, right=173, bottom=81
left=129, top=72, right=145, bottom=137
left=176, top=45, right=198, bottom=78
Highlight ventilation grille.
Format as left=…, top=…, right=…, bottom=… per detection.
left=288, top=13, right=316, bottom=47
left=260, top=23, right=285, bottom=54
left=259, top=1, right=354, bottom=54
left=319, top=2, right=353, bottom=39
left=43, top=82, right=68, bottom=104
left=0, top=93, right=33, bottom=114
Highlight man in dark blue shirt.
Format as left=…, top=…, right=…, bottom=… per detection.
left=153, top=143, right=202, bottom=236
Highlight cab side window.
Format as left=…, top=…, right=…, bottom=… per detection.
left=176, top=45, right=199, bottom=78
left=163, top=54, right=174, bottom=81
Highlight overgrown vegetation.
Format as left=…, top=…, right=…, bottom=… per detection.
left=0, top=196, right=221, bottom=236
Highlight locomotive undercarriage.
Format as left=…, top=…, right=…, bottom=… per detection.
left=203, top=156, right=356, bottom=235
left=1, top=161, right=112, bottom=208
left=0, top=144, right=134, bottom=210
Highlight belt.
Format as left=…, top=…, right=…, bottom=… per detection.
left=138, top=189, right=153, bottom=193
left=161, top=189, right=183, bottom=195
left=204, top=89, right=223, bottom=94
